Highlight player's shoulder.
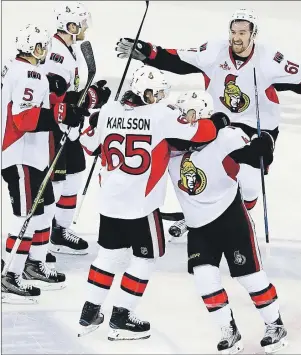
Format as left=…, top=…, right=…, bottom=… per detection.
left=216, top=125, right=249, bottom=143
left=256, top=43, right=287, bottom=66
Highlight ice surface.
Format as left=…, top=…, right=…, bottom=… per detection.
left=1, top=1, right=301, bottom=354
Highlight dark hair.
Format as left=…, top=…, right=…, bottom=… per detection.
left=230, top=19, right=255, bottom=33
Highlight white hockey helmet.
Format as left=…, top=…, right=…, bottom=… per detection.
left=16, top=24, right=51, bottom=60
left=55, top=2, right=91, bottom=35
left=131, top=65, right=171, bottom=104
left=230, top=9, right=258, bottom=38
left=176, top=90, right=214, bottom=119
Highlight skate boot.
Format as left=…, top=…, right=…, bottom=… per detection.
left=50, top=219, right=88, bottom=255
left=108, top=306, right=150, bottom=341
left=217, top=317, right=243, bottom=354
left=260, top=316, right=288, bottom=353
left=78, top=301, right=104, bottom=337
left=168, top=219, right=188, bottom=238
left=23, top=258, right=66, bottom=290
left=2, top=271, right=40, bottom=304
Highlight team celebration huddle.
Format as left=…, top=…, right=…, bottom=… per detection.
left=1, top=1, right=300, bottom=354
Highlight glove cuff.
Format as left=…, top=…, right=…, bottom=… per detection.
left=148, top=43, right=158, bottom=60
left=53, top=103, right=66, bottom=124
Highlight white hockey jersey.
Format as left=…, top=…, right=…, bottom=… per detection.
left=177, top=40, right=301, bottom=130
left=2, top=57, right=50, bottom=171
left=168, top=126, right=250, bottom=228
left=80, top=101, right=216, bottom=219
left=43, top=34, right=80, bottom=140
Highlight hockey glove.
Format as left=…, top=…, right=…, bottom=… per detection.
left=85, top=80, right=111, bottom=109
left=209, top=112, right=230, bottom=132
left=115, top=38, right=152, bottom=61
left=89, top=111, right=100, bottom=128
left=53, top=103, right=90, bottom=127
left=47, top=74, right=68, bottom=97
left=250, top=131, right=274, bottom=169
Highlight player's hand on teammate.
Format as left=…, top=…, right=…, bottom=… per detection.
left=47, top=74, right=68, bottom=97
left=250, top=131, right=274, bottom=169
left=85, top=80, right=111, bottom=109
left=209, top=112, right=230, bottom=132
left=53, top=103, right=90, bottom=127
left=116, top=38, right=151, bottom=61
left=89, top=111, right=100, bottom=128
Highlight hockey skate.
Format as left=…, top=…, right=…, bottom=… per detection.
left=260, top=316, right=288, bottom=354
left=168, top=219, right=188, bottom=238
left=22, top=258, right=66, bottom=291
left=2, top=271, right=40, bottom=304
left=217, top=317, right=243, bottom=354
left=108, top=306, right=150, bottom=341
left=50, top=219, right=88, bottom=255
left=78, top=301, right=104, bottom=337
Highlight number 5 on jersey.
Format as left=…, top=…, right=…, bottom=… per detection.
left=102, top=134, right=152, bottom=175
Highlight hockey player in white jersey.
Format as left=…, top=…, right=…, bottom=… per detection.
left=116, top=7, right=301, bottom=235
left=77, top=66, right=230, bottom=340
left=1, top=24, right=89, bottom=303
left=43, top=2, right=111, bottom=255
left=167, top=91, right=287, bottom=354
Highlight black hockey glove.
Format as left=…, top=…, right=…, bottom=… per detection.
left=250, top=132, right=274, bottom=169
left=115, top=38, right=152, bottom=61
left=53, top=103, right=90, bottom=127
left=209, top=112, right=230, bottom=132
left=84, top=80, right=111, bottom=109
left=89, top=111, right=100, bottom=128
left=47, top=74, right=68, bottom=97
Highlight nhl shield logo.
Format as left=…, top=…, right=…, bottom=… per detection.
left=141, top=247, right=148, bottom=256
left=234, top=250, right=246, bottom=265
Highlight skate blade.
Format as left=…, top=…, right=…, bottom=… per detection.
left=108, top=328, right=151, bottom=341
left=22, top=279, right=66, bottom=291
left=219, top=340, right=244, bottom=354
left=49, top=244, right=88, bottom=255
left=2, top=292, right=39, bottom=305
left=78, top=324, right=101, bottom=337
left=263, top=337, right=288, bottom=354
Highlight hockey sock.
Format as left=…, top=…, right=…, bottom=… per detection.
left=115, top=256, right=156, bottom=311
left=29, top=204, right=55, bottom=262
left=194, top=264, right=233, bottom=327
left=237, top=270, right=280, bottom=324
left=244, top=198, right=258, bottom=211
left=86, top=246, right=126, bottom=305
left=5, top=215, right=41, bottom=275
left=55, top=172, right=82, bottom=228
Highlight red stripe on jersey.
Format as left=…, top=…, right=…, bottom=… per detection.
left=32, top=228, right=50, bottom=245
left=2, top=102, right=25, bottom=151
left=145, top=139, right=170, bottom=197
left=13, top=107, right=41, bottom=132
left=265, top=86, right=279, bottom=104
left=241, top=203, right=260, bottom=272
left=23, top=166, right=32, bottom=213
left=121, top=273, right=148, bottom=296
left=166, top=49, right=178, bottom=55
left=222, top=155, right=240, bottom=181
left=203, top=73, right=211, bottom=90
left=250, top=284, right=277, bottom=307
left=244, top=198, right=258, bottom=210
left=190, top=119, right=217, bottom=143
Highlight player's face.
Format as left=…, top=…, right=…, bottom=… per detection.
left=230, top=21, right=252, bottom=54
left=76, top=23, right=88, bottom=41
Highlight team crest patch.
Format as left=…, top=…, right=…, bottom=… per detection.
left=199, top=42, right=208, bottom=52
left=273, top=51, right=284, bottom=64
left=220, top=74, right=250, bottom=113
left=234, top=250, right=246, bottom=265
left=178, top=153, right=207, bottom=195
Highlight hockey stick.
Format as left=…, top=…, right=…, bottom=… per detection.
left=253, top=68, right=269, bottom=244
left=73, top=1, right=150, bottom=225
left=2, top=41, right=96, bottom=277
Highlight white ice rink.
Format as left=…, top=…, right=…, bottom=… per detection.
left=1, top=1, right=301, bottom=354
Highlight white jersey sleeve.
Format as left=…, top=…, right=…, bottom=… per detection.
left=177, top=40, right=225, bottom=76
left=216, top=126, right=250, bottom=157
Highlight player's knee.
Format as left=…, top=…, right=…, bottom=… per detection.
left=127, top=255, right=156, bottom=280
left=93, top=245, right=127, bottom=273
left=52, top=181, right=64, bottom=203
left=63, top=172, right=82, bottom=195
left=193, top=264, right=221, bottom=295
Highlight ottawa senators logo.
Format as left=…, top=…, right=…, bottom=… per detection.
left=220, top=74, right=250, bottom=113
left=178, top=153, right=207, bottom=195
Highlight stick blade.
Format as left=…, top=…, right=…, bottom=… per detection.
left=81, top=41, right=96, bottom=74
